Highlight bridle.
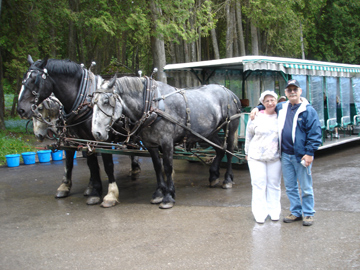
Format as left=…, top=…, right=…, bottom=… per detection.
left=92, top=77, right=157, bottom=142
left=21, top=67, right=51, bottom=114
left=92, top=91, right=124, bottom=131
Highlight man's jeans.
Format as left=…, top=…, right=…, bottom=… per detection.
left=281, top=152, right=315, bottom=217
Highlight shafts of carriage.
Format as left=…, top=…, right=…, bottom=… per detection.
left=49, top=137, right=247, bottom=165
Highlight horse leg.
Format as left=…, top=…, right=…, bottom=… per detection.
left=100, top=153, right=119, bottom=208
left=159, top=143, right=176, bottom=209
left=222, top=127, right=237, bottom=189
left=55, top=150, right=74, bottom=198
left=85, top=154, right=103, bottom=205
left=127, top=155, right=141, bottom=179
left=147, top=147, right=166, bottom=204
left=208, top=136, right=225, bottom=187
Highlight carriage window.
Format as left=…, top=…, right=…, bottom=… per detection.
left=325, top=77, right=338, bottom=129
left=291, top=75, right=307, bottom=98
left=340, top=77, right=351, bottom=126
left=245, top=72, right=261, bottom=108
left=209, top=69, right=226, bottom=86
left=310, top=76, right=325, bottom=128
left=352, top=77, right=360, bottom=122
left=277, top=73, right=287, bottom=97
left=262, top=72, right=276, bottom=92
left=225, top=70, right=242, bottom=99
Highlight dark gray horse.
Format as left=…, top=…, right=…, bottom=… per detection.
left=17, top=56, right=141, bottom=207
left=91, top=76, right=241, bottom=209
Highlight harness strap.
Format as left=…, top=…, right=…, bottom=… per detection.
left=63, top=69, right=89, bottom=120
left=153, top=108, right=243, bottom=158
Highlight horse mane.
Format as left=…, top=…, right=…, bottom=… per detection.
left=35, top=58, right=82, bottom=77
left=115, top=76, right=144, bottom=94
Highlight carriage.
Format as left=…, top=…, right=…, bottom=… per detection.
left=163, top=55, right=360, bottom=151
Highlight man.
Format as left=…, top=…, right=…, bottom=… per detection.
left=250, top=80, right=322, bottom=226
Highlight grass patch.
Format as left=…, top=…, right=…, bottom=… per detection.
left=0, top=131, right=37, bottom=166
left=1, top=94, right=37, bottom=165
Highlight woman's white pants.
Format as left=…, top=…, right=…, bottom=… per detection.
left=247, top=158, right=282, bottom=223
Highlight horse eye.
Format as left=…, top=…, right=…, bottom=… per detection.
left=103, top=97, right=109, bottom=105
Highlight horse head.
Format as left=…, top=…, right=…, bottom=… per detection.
left=17, top=55, right=54, bottom=119
left=91, top=75, right=124, bottom=141
left=32, top=96, right=61, bottom=141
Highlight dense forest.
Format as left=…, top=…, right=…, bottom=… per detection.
left=1, top=0, right=360, bottom=130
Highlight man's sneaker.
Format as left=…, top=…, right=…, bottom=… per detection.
left=334, top=133, right=339, bottom=139
left=283, top=214, right=302, bottom=223
left=303, top=216, right=314, bottom=226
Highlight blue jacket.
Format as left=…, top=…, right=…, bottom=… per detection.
left=257, top=98, right=322, bottom=162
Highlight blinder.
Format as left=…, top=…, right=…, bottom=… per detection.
left=21, top=68, right=49, bottom=107
left=109, top=95, right=116, bottom=107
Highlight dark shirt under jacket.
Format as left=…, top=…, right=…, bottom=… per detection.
left=281, top=103, right=301, bottom=155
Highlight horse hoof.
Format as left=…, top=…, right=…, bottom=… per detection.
left=101, top=200, right=118, bottom=208
left=150, top=197, right=163, bottom=204
left=128, top=168, right=141, bottom=177
left=86, top=196, right=101, bottom=205
left=55, top=190, right=70, bottom=198
left=83, top=187, right=93, bottom=196
left=209, top=178, right=220, bottom=187
left=159, top=202, right=174, bottom=209
left=222, top=182, right=233, bottom=189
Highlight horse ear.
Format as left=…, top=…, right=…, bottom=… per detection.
left=27, top=55, right=34, bottom=65
left=39, top=57, right=48, bottom=69
left=108, top=75, right=117, bottom=89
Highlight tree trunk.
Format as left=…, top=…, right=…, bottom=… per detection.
left=232, top=7, right=239, bottom=57
left=235, top=0, right=246, bottom=56
left=0, top=50, right=6, bottom=130
left=121, top=31, right=128, bottom=64
left=251, top=19, right=259, bottom=55
left=11, top=71, right=21, bottom=117
left=225, top=0, right=233, bottom=58
left=183, top=40, right=191, bottom=87
left=210, top=28, right=220, bottom=59
left=68, top=0, right=77, bottom=60
left=149, top=0, right=167, bottom=83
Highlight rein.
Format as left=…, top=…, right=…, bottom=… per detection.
left=153, top=108, right=243, bottom=158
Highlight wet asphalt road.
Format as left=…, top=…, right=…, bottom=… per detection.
left=0, top=142, right=359, bottom=269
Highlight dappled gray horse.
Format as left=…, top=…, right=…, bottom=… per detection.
left=91, top=76, right=241, bottom=209
left=32, top=95, right=61, bottom=141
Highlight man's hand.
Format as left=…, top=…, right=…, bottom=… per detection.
left=301, top=155, right=313, bottom=167
left=250, top=108, right=259, bottom=120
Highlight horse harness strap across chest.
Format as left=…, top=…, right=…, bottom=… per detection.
left=61, top=69, right=93, bottom=126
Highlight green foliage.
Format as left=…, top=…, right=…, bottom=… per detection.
left=305, top=0, right=360, bottom=63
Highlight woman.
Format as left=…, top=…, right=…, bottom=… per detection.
left=245, top=90, right=281, bottom=223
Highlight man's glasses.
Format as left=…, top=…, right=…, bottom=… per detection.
left=286, top=88, right=299, bottom=93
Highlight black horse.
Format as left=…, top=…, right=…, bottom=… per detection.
left=91, top=76, right=241, bottom=209
left=17, top=56, right=141, bottom=207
